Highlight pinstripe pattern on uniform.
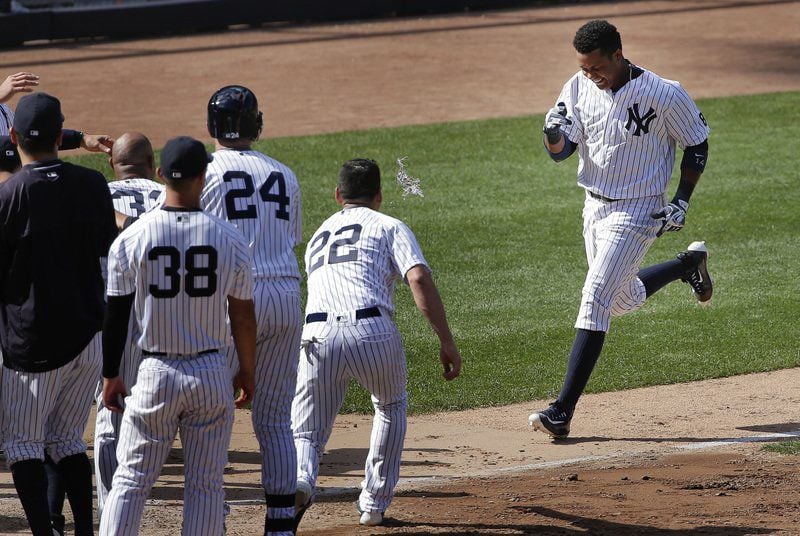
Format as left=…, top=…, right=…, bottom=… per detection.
left=99, top=353, right=233, bottom=536
left=102, top=207, right=254, bottom=535
left=95, top=178, right=166, bottom=515
left=1, top=333, right=101, bottom=465
left=304, top=207, right=428, bottom=315
left=292, top=316, right=407, bottom=512
left=558, top=68, right=710, bottom=200
left=575, top=193, right=663, bottom=331
left=202, top=148, right=302, bottom=533
left=294, top=205, right=426, bottom=514
left=107, top=209, right=254, bottom=352
left=201, top=149, right=302, bottom=280
left=0, top=104, right=13, bottom=135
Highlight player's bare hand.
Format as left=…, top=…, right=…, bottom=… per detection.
left=102, top=376, right=128, bottom=413
left=651, top=199, right=689, bottom=237
left=82, top=133, right=115, bottom=154
left=440, top=340, right=461, bottom=381
left=233, top=370, right=256, bottom=408
left=0, top=72, right=40, bottom=103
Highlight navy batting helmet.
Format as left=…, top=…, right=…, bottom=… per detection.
left=207, top=85, right=263, bottom=141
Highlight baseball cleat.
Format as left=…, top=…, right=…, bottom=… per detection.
left=528, top=402, right=572, bottom=439
left=355, top=501, right=384, bottom=526
left=293, top=480, right=314, bottom=534
left=678, top=241, right=713, bottom=304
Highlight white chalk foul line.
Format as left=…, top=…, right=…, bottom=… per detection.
left=219, top=429, right=800, bottom=506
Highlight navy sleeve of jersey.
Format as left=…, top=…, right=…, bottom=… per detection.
left=102, top=293, right=134, bottom=378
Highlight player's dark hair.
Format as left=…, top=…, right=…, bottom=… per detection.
left=573, top=19, right=622, bottom=57
left=339, top=158, right=381, bottom=201
left=15, top=132, right=58, bottom=155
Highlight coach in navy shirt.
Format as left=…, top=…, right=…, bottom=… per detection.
left=0, top=92, right=116, bottom=536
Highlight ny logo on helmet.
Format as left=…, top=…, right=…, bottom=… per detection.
left=624, top=103, right=657, bottom=136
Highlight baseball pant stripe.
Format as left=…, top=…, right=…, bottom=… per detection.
left=1, top=333, right=101, bottom=465
left=576, top=195, right=662, bottom=332
left=100, top=354, right=233, bottom=536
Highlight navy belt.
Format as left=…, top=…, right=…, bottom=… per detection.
left=587, top=190, right=619, bottom=203
left=306, top=307, right=381, bottom=324
left=142, top=348, right=218, bottom=357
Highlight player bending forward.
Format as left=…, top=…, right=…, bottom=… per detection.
left=529, top=19, right=712, bottom=439
left=100, top=136, right=257, bottom=536
left=292, top=159, right=462, bottom=529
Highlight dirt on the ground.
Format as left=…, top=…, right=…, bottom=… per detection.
left=1, top=0, right=799, bottom=534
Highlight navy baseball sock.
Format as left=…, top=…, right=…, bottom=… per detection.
left=57, top=453, right=94, bottom=536
left=10, top=459, right=54, bottom=536
left=44, top=453, right=67, bottom=532
left=265, top=492, right=296, bottom=535
left=557, top=328, right=606, bottom=413
left=638, top=258, right=688, bottom=297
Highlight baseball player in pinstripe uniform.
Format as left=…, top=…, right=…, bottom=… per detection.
left=529, top=20, right=713, bottom=439
left=292, top=159, right=461, bottom=529
left=93, top=132, right=165, bottom=517
left=202, top=85, right=303, bottom=535
left=100, top=136, right=257, bottom=536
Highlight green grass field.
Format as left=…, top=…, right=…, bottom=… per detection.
left=70, top=91, right=800, bottom=415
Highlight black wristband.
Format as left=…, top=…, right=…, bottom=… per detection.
left=59, top=129, right=83, bottom=151
left=672, top=179, right=695, bottom=204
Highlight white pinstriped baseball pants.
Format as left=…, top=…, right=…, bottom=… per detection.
left=292, top=314, right=407, bottom=513
left=93, top=314, right=142, bottom=518
left=1, top=332, right=101, bottom=465
left=576, top=193, right=663, bottom=332
left=99, top=352, right=233, bottom=536
left=225, top=277, right=302, bottom=499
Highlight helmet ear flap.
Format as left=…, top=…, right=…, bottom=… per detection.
left=255, top=111, right=264, bottom=140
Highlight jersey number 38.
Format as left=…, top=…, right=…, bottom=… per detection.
left=148, top=245, right=218, bottom=298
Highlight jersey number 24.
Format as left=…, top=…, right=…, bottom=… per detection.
left=223, top=170, right=289, bottom=221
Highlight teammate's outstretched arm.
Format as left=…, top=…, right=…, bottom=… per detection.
left=406, top=265, right=462, bottom=380
left=228, top=295, right=257, bottom=408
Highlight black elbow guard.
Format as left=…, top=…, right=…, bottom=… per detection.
left=681, top=140, right=708, bottom=173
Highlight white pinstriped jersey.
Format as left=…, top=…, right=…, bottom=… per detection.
left=304, top=206, right=428, bottom=315
left=106, top=207, right=254, bottom=354
left=557, top=67, right=709, bottom=200
left=108, top=178, right=164, bottom=218
left=201, top=149, right=301, bottom=280
left=0, top=104, right=13, bottom=135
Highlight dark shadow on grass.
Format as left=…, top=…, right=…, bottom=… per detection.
left=378, top=505, right=774, bottom=535
left=0, top=0, right=795, bottom=69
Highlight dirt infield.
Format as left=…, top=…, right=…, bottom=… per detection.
left=1, top=0, right=800, bottom=534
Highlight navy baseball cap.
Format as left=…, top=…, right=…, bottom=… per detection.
left=13, top=92, right=64, bottom=141
left=160, top=136, right=213, bottom=180
left=0, top=135, right=21, bottom=171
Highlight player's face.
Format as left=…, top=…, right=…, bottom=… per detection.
left=577, top=49, right=624, bottom=91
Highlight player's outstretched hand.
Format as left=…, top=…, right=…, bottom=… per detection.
left=651, top=199, right=689, bottom=237
left=82, top=133, right=115, bottom=154
left=102, top=376, right=128, bottom=413
left=0, top=72, right=40, bottom=103
left=233, top=370, right=256, bottom=408
left=440, top=339, right=462, bottom=381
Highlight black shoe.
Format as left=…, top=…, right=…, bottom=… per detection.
left=51, top=514, right=65, bottom=536
left=678, top=241, right=713, bottom=304
left=528, top=402, right=572, bottom=439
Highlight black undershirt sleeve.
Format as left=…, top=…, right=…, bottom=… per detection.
left=102, top=293, right=135, bottom=378
left=59, top=129, right=83, bottom=151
